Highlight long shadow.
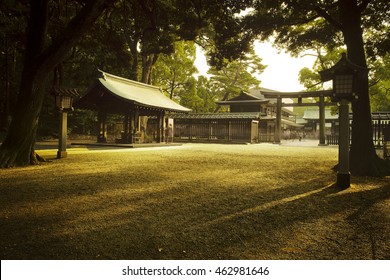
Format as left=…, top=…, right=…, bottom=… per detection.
left=1, top=150, right=388, bottom=260
left=178, top=181, right=390, bottom=260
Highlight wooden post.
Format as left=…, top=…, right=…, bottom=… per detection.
left=123, top=112, right=129, bottom=143
left=319, top=95, right=326, bottom=145
left=377, top=119, right=381, bottom=148
left=129, top=110, right=135, bottom=144
left=134, top=108, right=139, bottom=133
left=227, top=120, right=231, bottom=141
left=208, top=120, right=212, bottom=141
left=156, top=112, right=164, bottom=143
left=275, top=97, right=282, bottom=144
left=189, top=119, right=192, bottom=141
left=97, top=110, right=107, bottom=143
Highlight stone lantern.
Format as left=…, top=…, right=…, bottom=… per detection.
left=319, top=53, right=366, bottom=188
left=52, top=87, right=79, bottom=158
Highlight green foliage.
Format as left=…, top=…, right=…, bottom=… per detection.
left=208, top=47, right=264, bottom=108
left=0, top=0, right=28, bottom=118
left=152, top=41, right=198, bottom=99
left=196, top=76, right=218, bottom=112
left=150, top=40, right=265, bottom=113
left=298, top=47, right=390, bottom=111
left=208, top=0, right=390, bottom=64
left=298, top=47, right=346, bottom=90
left=369, top=54, right=390, bottom=111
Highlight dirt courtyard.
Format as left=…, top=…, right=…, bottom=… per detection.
left=0, top=143, right=389, bottom=259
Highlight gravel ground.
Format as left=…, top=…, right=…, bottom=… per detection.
left=0, top=143, right=389, bottom=259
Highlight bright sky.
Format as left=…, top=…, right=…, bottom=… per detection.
left=195, top=40, right=317, bottom=92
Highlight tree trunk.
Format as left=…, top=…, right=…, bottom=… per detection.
left=0, top=0, right=112, bottom=167
left=129, top=41, right=139, bottom=81
left=0, top=73, right=47, bottom=167
left=141, top=54, right=158, bottom=84
left=340, top=0, right=390, bottom=176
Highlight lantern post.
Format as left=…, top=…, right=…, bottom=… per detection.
left=319, top=53, right=365, bottom=188
left=52, top=88, right=79, bottom=159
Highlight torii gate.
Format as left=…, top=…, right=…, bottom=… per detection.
left=262, top=90, right=336, bottom=145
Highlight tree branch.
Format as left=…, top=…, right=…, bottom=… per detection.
left=285, top=1, right=342, bottom=30
left=358, top=0, right=371, bottom=13
left=35, top=0, right=114, bottom=80
left=25, top=0, right=48, bottom=66
left=311, top=5, right=343, bottom=31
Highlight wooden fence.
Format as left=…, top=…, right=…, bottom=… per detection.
left=326, top=135, right=341, bottom=145
left=373, top=119, right=390, bottom=147
left=326, top=121, right=390, bottom=147
left=172, top=112, right=390, bottom=146
left=258, top=133, right=275, bottom=143
left=174, top=119, right=259, bottom=143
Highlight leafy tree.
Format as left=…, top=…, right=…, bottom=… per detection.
left=212, top=0, right=390, bottom=176
left=299, top=47, right=390, bottom=112
left=0, top=0, right=116, bottom=167
left=0, top=0, right=252, bottom=167
left=0, top=0, right=28, bottom=131
left=196, top=75, right=218, bottom=113
left=369, top=54, right=390, bottom=111
left=207, top=47, right=265, bottom=112
left=299, top=46, right=346, bottom=90
left=177, top=76, right=205, bottom=112
left=151, top=41, right=221, bottom=113
left=152, top=41, right=198, bottom=100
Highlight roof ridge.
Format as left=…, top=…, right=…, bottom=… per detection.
left=99, top=70, right=161, bottom=91
left=242, top=91, right=263, bottom=100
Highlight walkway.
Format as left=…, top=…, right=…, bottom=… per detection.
left=34, top=139, right=182, bottom=150
left=280, top=139, right=335, bottom=147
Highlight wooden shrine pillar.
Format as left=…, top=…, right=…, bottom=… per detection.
left=274, top=97, right=282, bottom=144
left=156, top=111, right=165, bottom=143
left=318, top=95, right=326, bottom=145
left=123, top=111, right=130, bottom=143
left=120, top=108, right=136, bottom=144
left=128, top=109, right=136, bottom=144
left=97, top=110, right=107, bottom=143
left=134, top=108, right=139, bottom=133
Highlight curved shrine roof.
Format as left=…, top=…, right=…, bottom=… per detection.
left=75, top=71, right=191, bottom=113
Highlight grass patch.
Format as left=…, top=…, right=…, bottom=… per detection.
left=0, top=143, right=389, bottom=259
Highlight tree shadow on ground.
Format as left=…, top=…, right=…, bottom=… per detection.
left=1, top=171, right=389, bottom=260
left=0, top=147, right=388, bottom=260
left=178, top=181, right=390, bottom=260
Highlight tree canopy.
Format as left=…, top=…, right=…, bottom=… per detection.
left=209, top=0, right=390, bottom=175
left=208, top=47, right=265, bottom=111
left=1, top=0, right=390, bottom=176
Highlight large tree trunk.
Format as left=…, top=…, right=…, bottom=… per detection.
left=0, top=72, right=47, bottom=167
left=0, top=0, right=112, bottom=168
left=340, top=0, right=390, bottom=176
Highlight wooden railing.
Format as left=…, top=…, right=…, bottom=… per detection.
left=326, top=135, right=339, bottom=145
left=174, top=119, right=258, bottom=143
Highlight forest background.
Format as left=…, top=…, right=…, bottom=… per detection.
left=1, top=0, right=390, bottom=176
left=1, top=0, right=390, bottom=140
